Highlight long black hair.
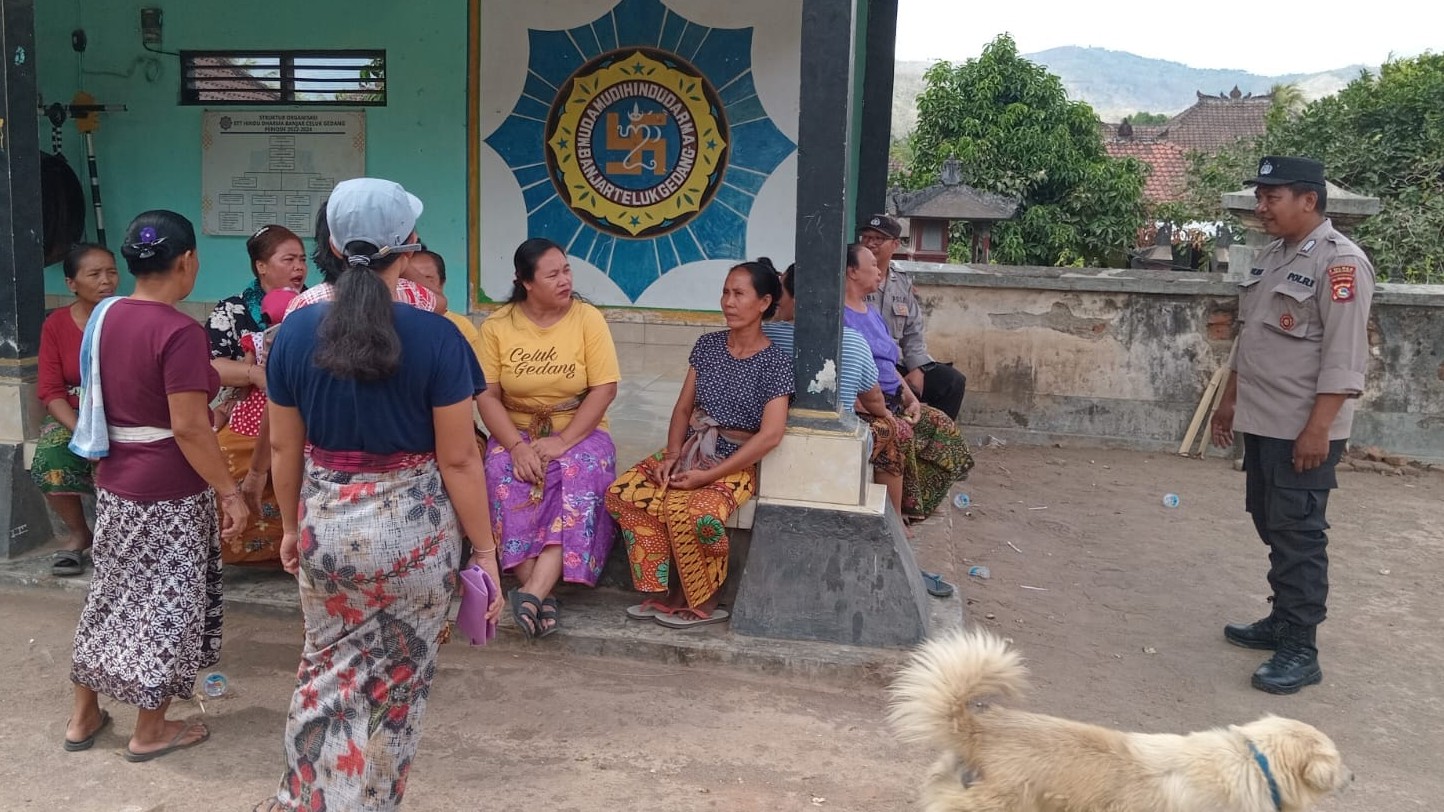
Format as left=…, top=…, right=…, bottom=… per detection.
left=62, top=243, right=113, bottom=280
left=312, top=240, right=404, bottom=381
left=508, top=237, right=566, bottom=304
left=119, top=210, right=196, bottom=276
left=730, top=257, right=782, bottom=319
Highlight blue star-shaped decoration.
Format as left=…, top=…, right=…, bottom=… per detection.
left=483, top=0, right=797, bottom=302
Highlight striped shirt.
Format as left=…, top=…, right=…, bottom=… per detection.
left=762, top=321, right=879, bottom=405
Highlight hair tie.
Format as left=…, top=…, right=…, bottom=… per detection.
left=346, top=254, right=372, bottom=267
left=128, top=227, right=168, bottom=259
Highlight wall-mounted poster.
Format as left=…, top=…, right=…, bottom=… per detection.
left=201, top=111, right=365, bottom=237
left=478, top=0, right=800, bottom=309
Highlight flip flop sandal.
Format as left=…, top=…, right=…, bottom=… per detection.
left=63, top=709, right=111, bottom=752
left=921, top=571, right=955, bottom=599
left=536, top=597, right=561, bottom=638
left=625, top=601, right=670, bottom=620
left=52, top=549, right=88, bottom=577
left=509, top=589, right=541, bottom=640
left=123, top=721, right=210, bottom=763
left=654, top=609, right=730, bottom=629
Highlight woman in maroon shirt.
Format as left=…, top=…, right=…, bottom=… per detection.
left=34, top=244, right=117, bottom=576
left=64, top=210, right=248, bottom=763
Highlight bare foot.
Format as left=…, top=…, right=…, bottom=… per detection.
left=60, top=530, right=93, bottom=553
left=128, top=719, right=209, bottom=756
left=65, top=707, right=107, bottom=744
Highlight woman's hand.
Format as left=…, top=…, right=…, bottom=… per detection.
left=901, top=388, right=923, bottom=424
left=280, top=530, right=301, bottom=575
left=530, top=435, right=571, bottom=464
left=468, top=547, right=505, bottom=622
left=219, top=491, right=250, bottom=541
left=647, top=453, right=679, bottom=486
left=668, top=468, right=715, bottom=490
left=510, top=441, right=546, bottom=484
left=246, top=364, right=268, bottom=393
left=240, top=468, right=268, bottom=515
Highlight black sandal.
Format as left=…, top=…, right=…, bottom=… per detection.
left=510, top=589, right=541, bottom=640
left=537, top=597, right=561, bottom=638
left=52, top=548, right=87, bottom=577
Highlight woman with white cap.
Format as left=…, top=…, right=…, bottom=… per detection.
left=256, top=178, right=500, bottom=811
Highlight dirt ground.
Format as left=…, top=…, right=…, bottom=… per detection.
left=913, top=443, right=1444, bottom=811
left=2, top=444, right=1440, bottom=811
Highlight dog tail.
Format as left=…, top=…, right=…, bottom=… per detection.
left=888, top=629, right=1028, bottom=755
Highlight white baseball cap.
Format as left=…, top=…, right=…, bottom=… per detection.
left=326, top=178, right=424, bottom=260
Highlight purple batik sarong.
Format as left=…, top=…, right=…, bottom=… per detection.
left=484, top=428, right=617, bottom=586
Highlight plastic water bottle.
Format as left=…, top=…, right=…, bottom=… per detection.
left=1162, top=493, right=1181, bottom=508
left=953, top=493, right=971, bottom=509
left=967, top=565, right=991, bottom=580
left=202, top=672, right=228, bottom=698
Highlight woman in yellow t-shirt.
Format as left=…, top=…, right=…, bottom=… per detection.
left=477, top=238, right=621, bottom=639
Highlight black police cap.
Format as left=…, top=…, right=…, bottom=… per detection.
left=1245, top=156, right=1326, bottom=187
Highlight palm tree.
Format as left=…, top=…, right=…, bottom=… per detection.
left=1267, top=83, right=1306, bottom=128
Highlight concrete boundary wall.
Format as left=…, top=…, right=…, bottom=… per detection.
left=44, top=264, right=1444, bottom=460
left=898, top=262, right=1444, bottom=462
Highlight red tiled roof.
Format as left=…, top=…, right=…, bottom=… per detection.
left=1163, top=91, right=1272, bottom=153
left=1106, top=138, right=1189, bottom=203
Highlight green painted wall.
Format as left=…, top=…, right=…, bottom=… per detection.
left=35, top=1, right=472, bottom=309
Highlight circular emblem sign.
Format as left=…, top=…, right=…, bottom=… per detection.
left=545, top=48, right=729, bottom=239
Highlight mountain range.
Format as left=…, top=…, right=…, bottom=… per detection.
left=890, top=46, right=1370, bottom=136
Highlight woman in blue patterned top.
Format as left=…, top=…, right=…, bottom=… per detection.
left=606, top=260, right=792, bottom=628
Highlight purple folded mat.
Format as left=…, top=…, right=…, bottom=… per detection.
left=457, top=564, right=499, bottom=646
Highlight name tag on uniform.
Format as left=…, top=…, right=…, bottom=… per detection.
left=1286, top=272, right=1316, bottom=288
left=893, top=303, right=909, bottom=317
left=1250, top=267, right=1265, bottom=276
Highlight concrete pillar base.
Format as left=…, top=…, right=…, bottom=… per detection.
left=730, top=484, right=930, bottom=649
left=1, top=442, right=49, bottom=558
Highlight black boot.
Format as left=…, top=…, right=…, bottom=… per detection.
left=1251, top=623, right=1322, bottom=694
left=1223, top=614, right=1286, bottom=650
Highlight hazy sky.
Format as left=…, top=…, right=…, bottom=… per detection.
left=895, top=0, right=1437, bottom=76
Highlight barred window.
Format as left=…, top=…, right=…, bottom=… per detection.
left=181, top=51, right=386, bottom=106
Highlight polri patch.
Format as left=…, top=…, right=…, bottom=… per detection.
left=1286, top=272, right=1315, bottom=288
left=1328, top=265, right=1356, bottom=302
left=1279, top=313, right=1297, bottom=331
left=1250, top=267, right=1265, bottom=277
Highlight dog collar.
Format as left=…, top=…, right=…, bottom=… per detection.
left=1247, top=739, right=1283, bottom=811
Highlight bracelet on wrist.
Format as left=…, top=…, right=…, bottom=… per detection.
left=220, top=488, right=244, bottom=501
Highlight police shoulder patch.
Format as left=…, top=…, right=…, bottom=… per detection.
left=1328, top=265, right=1356, bottom=302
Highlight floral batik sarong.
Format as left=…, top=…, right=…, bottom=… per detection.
left=216, top=425, right=284, bottom=565
left=70, top=489, right=222, bottom=709
left=604, top=452, right=756, bottom=609
left=485, top=428, right=617, bottom=586
left=30, top=416, right=94, bottom=496
left=901, top=404, right=975, bottom=519
left=274, top=452, right=459, bottom=812
left=861, top=412, right=910, bottom=478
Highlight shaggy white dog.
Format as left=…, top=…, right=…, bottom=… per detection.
left=889, top=629, right=1352, bottom=811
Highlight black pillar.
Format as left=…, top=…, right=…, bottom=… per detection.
left=1, top=0, right=44, bottom=360
left=0, top=0, right=50, bottom=559
left=856, top=0, right=897, bottom=217
left=791, top=0, right=859, bottom=420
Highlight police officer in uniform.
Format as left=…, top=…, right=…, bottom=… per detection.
left=858, top=215, right=968, bottom=421
left=1210, top=156, right=1374, bottom=694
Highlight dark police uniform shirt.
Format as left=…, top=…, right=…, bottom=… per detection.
left=1231, top=218, right=1374, bottom=441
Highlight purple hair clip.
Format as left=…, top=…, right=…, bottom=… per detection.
left=129, top=226, right=167, bottom=259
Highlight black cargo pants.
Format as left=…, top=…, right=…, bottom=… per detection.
left=1241, top=433, right=1347, bottom=627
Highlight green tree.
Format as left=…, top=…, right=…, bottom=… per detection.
left=903, top=35, right=1148, bottom=266
left=1127, top=111, right=1170, bottom=125
left=1181, top=54, right=1444, bottom=282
